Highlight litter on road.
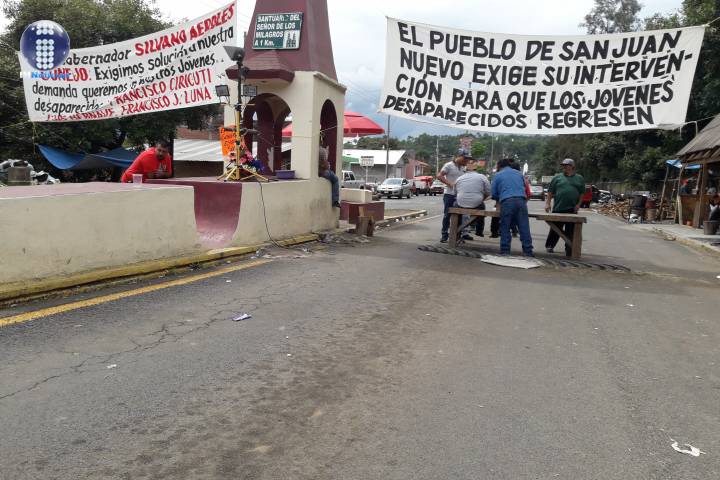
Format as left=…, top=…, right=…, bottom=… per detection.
left=671, top=440, right=705, bottom=457
left=232, top=314, right=252, bottom=322
left=106, top=364, right=117, bottom=369
left=481, top=255, right=542, bottom=269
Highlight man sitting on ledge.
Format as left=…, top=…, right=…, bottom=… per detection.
left=319, top=146, right=340, bottom=208
left=121, top=140, right=173, bottom=183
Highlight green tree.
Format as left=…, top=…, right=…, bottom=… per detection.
left=0, top=0, right=218, bottom=176
left=354, top=136, right=399, bottom=150
left=471, top=141, right=486, bottom=159
left=580, top=0, right=642, bottom=34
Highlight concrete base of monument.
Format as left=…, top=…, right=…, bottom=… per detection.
left=148, top=177, right=339, bottom=247
left=0, top=178, right=337, bottom=296
left=0, top=182, right=202, bottom=286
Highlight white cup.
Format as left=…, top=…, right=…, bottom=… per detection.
left=132, top=174, right=143, bottom=184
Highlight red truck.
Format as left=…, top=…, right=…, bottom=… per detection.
left=413, top=176, right=434, bottom=195
left=580, top=185, right=599, bottom=208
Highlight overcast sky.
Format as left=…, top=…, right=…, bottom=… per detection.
left=1, top=0, right=685, bottom=137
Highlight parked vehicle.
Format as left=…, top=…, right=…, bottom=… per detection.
left=413, top=176, right=433, bottom=195
left=341, top=170, right=365, bottom=189
left=430, top=180, right=444, bottom=195
left=529, top=184, right=545, bottom=201
left=377, top=178, right=412, bottom=198
left=597, top=190, right=618, bottom=204
left=580, top=185, right=599, bottom=208
left=364, top=182, right=378, bottom=193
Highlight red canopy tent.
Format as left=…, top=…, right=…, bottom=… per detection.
left=282, top=111, right=385, bottom=137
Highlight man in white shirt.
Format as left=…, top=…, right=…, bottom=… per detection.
left=455, top=159, right=491, bottom=238
left=437, top=149, right=470, bottom=243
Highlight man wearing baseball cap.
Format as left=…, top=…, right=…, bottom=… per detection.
left=544, top=158, right=585, bottom=255
left=437, top=148, right=471, bottom=243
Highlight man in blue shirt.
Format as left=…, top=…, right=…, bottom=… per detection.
left=491, top=158, right=534, bottom=256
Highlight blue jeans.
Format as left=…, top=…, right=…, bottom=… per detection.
left=441, top=193, right=456, bottom=239
left=499, top=197, right=533, bottom=255
left=322, top=169, right=340, bottom=205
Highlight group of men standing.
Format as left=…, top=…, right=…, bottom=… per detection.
left=437, top=149, right=585, bottom=257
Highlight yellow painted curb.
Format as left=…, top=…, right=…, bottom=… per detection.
left=0, top=259, right=273, bottom=328
left=0, top=234, right=318, bottom=303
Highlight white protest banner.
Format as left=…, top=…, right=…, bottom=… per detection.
left=380, top=19, right=705, bottom=134
left=19, top=2, right=237, bottom=122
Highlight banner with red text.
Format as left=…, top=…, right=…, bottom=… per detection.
left=380, top=18, right=705, bottom=134
left=19, top=2, right=237, bottom=122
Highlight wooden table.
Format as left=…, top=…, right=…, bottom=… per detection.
left=448, top=207, right=588, bottom=258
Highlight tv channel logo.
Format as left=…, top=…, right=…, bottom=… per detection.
left=20, top=20, right=70, bottom=71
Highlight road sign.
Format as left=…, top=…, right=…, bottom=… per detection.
left=252, top=13, right=303, bottom=50
left=242, top=85, right=257, bottom=98
left=360, top=156, right=374, bottom=167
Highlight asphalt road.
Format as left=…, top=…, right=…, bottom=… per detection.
left=1, top=195, right=719, bottom=479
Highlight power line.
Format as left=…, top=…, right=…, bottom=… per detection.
left=341, top=78, right=382, bottom=106
left=341, top=77, right=380, bottom=99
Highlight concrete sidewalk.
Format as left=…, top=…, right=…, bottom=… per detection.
left=637, top=222, right=720, bottom=257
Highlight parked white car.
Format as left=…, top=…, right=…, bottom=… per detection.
left=377, top=178, right=412, bottom=198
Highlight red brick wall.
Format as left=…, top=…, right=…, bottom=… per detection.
left=176, top=127, right=219, bottom=141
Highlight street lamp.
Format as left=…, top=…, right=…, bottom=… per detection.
left=215, top=84, right=230, bottom=103
left=222, top=46, right=249, bottom=164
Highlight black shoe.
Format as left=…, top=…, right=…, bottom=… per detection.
left=440, top=237, right=448, bottom=243
left=490, top=234, right=499, bottom=238
left=476, top=232, right=484, bottom=237
left=512, top=232, right=518, bottom=238
left=461, top=234, right=474, bottom=241
left=332, top=202, right=341, bottom=208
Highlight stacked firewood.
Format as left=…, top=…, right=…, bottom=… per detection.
left=593, top=200, right=630, bottom=218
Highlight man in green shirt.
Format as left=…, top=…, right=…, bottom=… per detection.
left=544, top=158, right=585, bottom=255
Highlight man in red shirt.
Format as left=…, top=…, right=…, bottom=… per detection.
left=120, top=141, right=173, bottom=182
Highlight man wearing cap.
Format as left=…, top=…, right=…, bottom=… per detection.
left=544, top=158, right=585, bottom=255
left=437, top=149, right=470, bottom=243
left=491, top=158, right=534, bottom=256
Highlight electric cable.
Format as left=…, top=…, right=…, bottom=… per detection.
left=248, top=126, right=346, bottom=251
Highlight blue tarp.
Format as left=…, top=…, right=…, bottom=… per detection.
left=38, top=145, right=138, bottom=170
left=666, top=158, right=701, bottom=170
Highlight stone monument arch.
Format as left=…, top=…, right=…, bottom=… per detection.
left=225, top=0, right=345, bottom=180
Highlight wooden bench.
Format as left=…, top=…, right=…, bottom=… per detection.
left=448, top=207, right=588, bottom=258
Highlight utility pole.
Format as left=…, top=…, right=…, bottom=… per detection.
left=489, top=134, right=495, bottom=173
left=384, top=115, right=390, bottom=180
left=435, top=138, right=439, bottom=175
